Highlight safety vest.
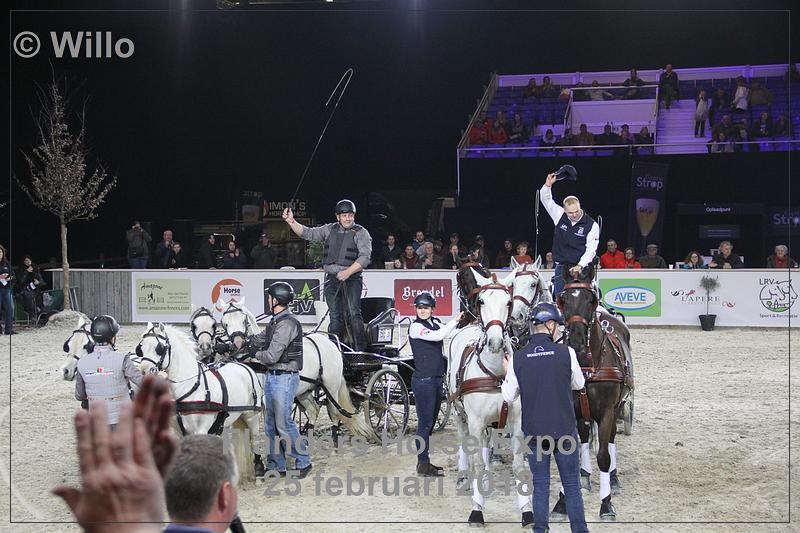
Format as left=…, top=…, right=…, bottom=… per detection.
left=77, top=345, right=131, bottom=425
left=409, top=318, right=446, bottom=378
left=266, top=311, right=304, bottom=371
left=323, top=223, right=363, bottom=267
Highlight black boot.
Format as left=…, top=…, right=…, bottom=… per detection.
left=417, top=462, right=444, bottom=477
left=551, top=492, right=567, bottom=515
left=253, top=454, right=266, bottom=478
left=521, top=510, right=534, bottom=527
left=468, top=509, right=484, bottom=526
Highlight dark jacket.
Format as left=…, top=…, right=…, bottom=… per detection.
left=223, top=250, right=248, bottom=269
left=0, top=260, right=13, bottom=291
left=196, top=241, right=216, bottom=269
left=250, top=244, right=276, bottom=269
left=154, top=241, right=173, bottom=268
left=126, top=228, right=152, bottom=259
left=378, top=245, right=402, bottom=266
left=168, top=249, right=190, bottom=269
left=638, top=254, right=668, bottom=269
left=16, top=265, right=45, bottom=293
left=711, top=252, right=744, bottom=269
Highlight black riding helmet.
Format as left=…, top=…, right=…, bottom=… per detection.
left=414, top=292, right=436, bottom=308
left=91, top=315, right=120, bottom=344
left=335, top=199, right=356, bottom=215
left=529, top=302, right=565, bottom=325
left=267, top=281, right=295, bottom=306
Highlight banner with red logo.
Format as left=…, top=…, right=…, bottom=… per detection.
left=393, top=278, right=453, bottom=317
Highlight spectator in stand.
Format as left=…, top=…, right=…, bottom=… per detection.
left=596, top=124, right=620, bottom=146
left=378, top=233, right=402, bottom=267
left=766, top=245, right=798, bottom=268
left=658, top=63, right=679, bottom=109
left=0, top=245, right=14, bottom=335
left=709, top=241, right=744, bottom=269
left=748, top=81, right=773, bottom=107
left=508, top=113, right=530, bottom=143
left=575, top=124, right=594, bottom=146
left=444, top=244, right=464, bottom=270
left=197, top=234, right=217, bottom=269
left=449, top=232, right=467, bottom=256
left=709, top=131, right=734, bottom=153
left=167, top=242, right=190, bottom=269
left=16, top=255, right=45, bottom=318
left=412, top=231, right=426, bottom=255
left=494, top=110, right=510, bottom=135
left=638, top=244, right=668, bottom=269
left=571, top=81, right=589, bottom=102
left=636, top=126, right=653, bottom=145
left=540, top=129, right=558, bottom=149
left=774, top=112, right=791, bottom=137
left=539, top=76, right=558, bottom=98
left=523, top=78, right=539, bottom=100
left=694, top=89, right=710, bottom=137
left=400, top=245, right=419, bottom=269
left=126, top=221, right=152, bottom=269
left=494, top=238, right=514, bottom=269
left=250, top=233, right=276, bottom=269
left=709, top=87, right=730, bottom=128
left=731, top=76, right=749, bottom=113
left=599, top=239, right=625, bottom=269
left=488, top=119, right=508, bottom=145
left=223, top=240, right=247, bottom=269
left=466, top=243, right=490, bottom=269
left=711, top=114, right=735, bottom=141
left=623, top=68, right=645, bottom=99
left=543, top=251, right=556, bottom=269
left=514, top=242, right=533, bottom=265
left=681, top=251, right=708, bottom=270
left=622, top=247, right=641, bottom=269
left=559, top=128, right=574, bottom=147
left=418, top=242, right=444, bottom=269
left=753, top=111, right=773, bottom=138
left=786, top=63, right=800, bottom=83
left=154, top=230, right=175, bottom=269
left=468, top=112, right=490, bottom=146
left=616, top=125, right=634, bottom=154
left=588, top=80, right=614, bottom=101
left=734, top=127, right=757, bottom=153
left=474, top=234, right=491, bottom=263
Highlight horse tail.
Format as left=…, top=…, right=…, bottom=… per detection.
left=330, top=372, right=374, bottom=441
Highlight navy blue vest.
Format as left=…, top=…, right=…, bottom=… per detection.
left=409, top=318, right=446, bottom=378
left=513, top=333, right=577, bottom=440
left=552, top=211, right=595, bottom=265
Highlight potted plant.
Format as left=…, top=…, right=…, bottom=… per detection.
left=698, top=274, right=720, bottom=331
left=307, top=240, right=324, bottom=269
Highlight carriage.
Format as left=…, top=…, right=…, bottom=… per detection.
left=292, top=296, right=451, bottom=442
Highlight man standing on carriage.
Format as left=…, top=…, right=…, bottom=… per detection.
left=540, top=172, right=599, bottom=298
left=74, top=315, right=144, bottom=430
left=248, top=281, right=312, bottom=479
left=502, top=302, right=589, bottom=533
left=283, top=199, right=372, bottom=351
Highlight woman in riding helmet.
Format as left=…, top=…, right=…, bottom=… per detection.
left=408, top=292, right=463, bottom=477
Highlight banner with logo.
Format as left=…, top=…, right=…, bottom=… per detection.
left=263, top=278, right=322, bottom=316
left=598, top=279, right=661, bottom=317
left=627, top=161, right=669, bottom=256
left=134, top=278, right=192, bottom=316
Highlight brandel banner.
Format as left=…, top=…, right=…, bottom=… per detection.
left=627, top=161, right=669, bottom=256
left=393, top=278, right=453, bottom=317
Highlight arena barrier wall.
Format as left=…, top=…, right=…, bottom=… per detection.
left=53, top=269, right=797, bottom=327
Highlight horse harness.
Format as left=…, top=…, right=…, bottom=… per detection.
left=136, top=326, right=261, bottom=436
left=222, top=303, right=252, bottom=347
left=557, top=281, right=634, bottom=421
left=63, top=325, right=94, bottom=357
left=190, top=307, right=217, bottom=344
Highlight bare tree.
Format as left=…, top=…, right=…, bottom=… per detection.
left=16, top=79, right=117, bottom=311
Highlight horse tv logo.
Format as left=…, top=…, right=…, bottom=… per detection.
left=599, top=279, right=661, bottom=317
left=759, top=279, right=797, bottom=313
left=211, top=278, right=243, bottom=312
left=264, top=278, right=320, bottom=316
left=394, top=279, right=452, bottom=316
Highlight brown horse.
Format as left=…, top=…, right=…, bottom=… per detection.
left=553, top=267, right=633, bottom=519
left=456, top=262, right=492, bottom=328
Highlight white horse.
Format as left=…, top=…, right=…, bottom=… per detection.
left=189, top=306, right=219, bottom=361
left=448, top=268, right=532, bottom=526
left=508, top=256, right=552, bottom=342
left=217, top=299, right=374, bottom=440
left=136, top=322, right=263, bottom=449
left=60, top=314, right=93, bottom=381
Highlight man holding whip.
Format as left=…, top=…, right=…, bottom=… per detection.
left=539, top=167, right=599, bottom=297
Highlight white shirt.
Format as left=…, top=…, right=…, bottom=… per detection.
left=408, top=317, right=460, bottom=341
left=539, top=184, right=600, bottom=267
left=733, top=86, right=749, bottom=111
left=501, top=344, right=585, bottom=403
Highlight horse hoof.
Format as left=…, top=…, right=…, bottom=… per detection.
left=580, top=468, right=592, bottom=491
left=456, top=475, right=470, bottom=491
left=521, top=511, right=534, bottom=527
left=551, top=493, right=567, bottom=515
left=600, top=496, right=617, bottom=518
left=610, top=469, right=622, bottom=495
left=468, top=510, right=485, bottom=526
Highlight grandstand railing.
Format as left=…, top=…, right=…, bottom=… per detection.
left=565, top=85, right=660, bottom=137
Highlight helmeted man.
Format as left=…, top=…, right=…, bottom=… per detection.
left=75, top=315, right=144, bottom=430
left=502, top=302, right=588, bottom=533
left=283, top=199, right=372, bottom=351
left=540, top=173, right=599, bottom=298
left=248, top=281, right=311, bottom=479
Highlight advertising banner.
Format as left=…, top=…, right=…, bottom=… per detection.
left=627, top=161, right=669, bottom=256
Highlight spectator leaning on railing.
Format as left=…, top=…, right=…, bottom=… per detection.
left=638, top=244, right=667, bottom=269
left=681, top=251, right=708, bottom=270
left=766, top=245, right=797, bottom=269
left=623, top=68, right=645, bottom=99
left=709, top=241, right=743, bottom=269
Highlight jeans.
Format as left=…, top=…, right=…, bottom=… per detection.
left=0, top=290, right=14, bottom=333
left=262, top=372, right=310, bottom=471
left=529, top=431, right=588, bottom=533
left=410, top=375, right=442, bottom=464
left=324, top=273, right=366, bottom=351
left=128, top=257, right=147, bottom=269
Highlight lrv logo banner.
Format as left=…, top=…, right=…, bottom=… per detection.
left=627, top=161, right=669, bottom=256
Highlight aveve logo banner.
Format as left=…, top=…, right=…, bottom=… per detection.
left=394, top=279, right=452, bottom=316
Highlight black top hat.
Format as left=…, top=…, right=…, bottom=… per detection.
left=554, top=164, right=578, bottom=182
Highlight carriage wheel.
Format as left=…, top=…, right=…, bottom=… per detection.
left=434, top=382, right=452, bottom=433
left=292, top=401, right=311, bottom=435
left=623, top=392, right=634, bottom=436
left=365, top=368, right=410, bottom=441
